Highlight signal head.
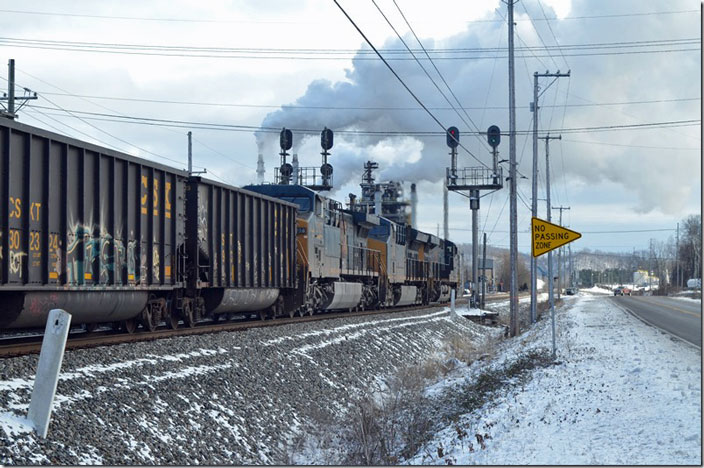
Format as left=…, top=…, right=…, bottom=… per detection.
left=487, top=125, right=501, bottom=148
left=321, top=127, right=334, bottom=151
left=320, top=163, right=333, bottom=177
left=446, top=126, right=459, bottom=148
left=280, top=127, right=293, bottom=151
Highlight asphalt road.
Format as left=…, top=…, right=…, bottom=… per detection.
left=612, top=295, right=702, bottom=348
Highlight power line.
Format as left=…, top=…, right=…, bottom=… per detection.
left=0, top=37, right=696, bottom=60
left=0, top=36, right=697, bottom=54
left=536, top=0, right=571, bottom=69
left=562, top=137, right=700, bottom=151
left=390, top=0, right=490, bottom=152
left=31, top=90, right=700, bottom=111
left=0, top=7, right=697, bottom=24
left=330, top=0, right=490, bottom=170
left=519, top=0, right=561, bottom=70
left=29, top=104, right=700, bottom=136
left=16, top=70, right=191, bottom=168
left=28, top=105, right=701, bottom=140
left=434, top=227, right=677, bottom=234
left=370, top=0, right=488, bottom=152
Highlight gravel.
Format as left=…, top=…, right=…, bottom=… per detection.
left=0, top=306, right=500, bottom=465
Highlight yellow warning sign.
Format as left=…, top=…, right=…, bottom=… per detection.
left=531, top=217, right=581, bottom=257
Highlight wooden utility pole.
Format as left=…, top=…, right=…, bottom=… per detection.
left=1, top=59, right=38, bottom=119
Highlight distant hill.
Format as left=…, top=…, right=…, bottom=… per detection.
left=456, top=244, right=638, bottom=274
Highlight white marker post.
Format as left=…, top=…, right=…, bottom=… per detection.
left=28, top=309, right=71, bottom=438
left=450, top=289, right=456, bottom=317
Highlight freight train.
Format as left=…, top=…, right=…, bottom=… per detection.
left=0, top=118, right=458, bottom=332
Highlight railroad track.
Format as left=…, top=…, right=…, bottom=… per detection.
left=0, top=299, right=469, bottom=358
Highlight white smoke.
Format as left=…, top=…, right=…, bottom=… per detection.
left=256, top=0, right=700, bottom=214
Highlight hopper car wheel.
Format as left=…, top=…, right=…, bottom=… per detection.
left=123, top=318, right=137, bottom=334
left=182, top=299, right=196, bottom=328
left=141, top=306, right=157, bottom=332
left=167, top=312, right=180, bottom=330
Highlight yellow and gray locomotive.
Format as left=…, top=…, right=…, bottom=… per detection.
left=245, top=128, right=458, bottom=315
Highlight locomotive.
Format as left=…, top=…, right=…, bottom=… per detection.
left=0, top=118, right=457, bottom=332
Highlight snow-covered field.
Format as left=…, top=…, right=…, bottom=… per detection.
left=408, top=294, right=702, bottom=465
left=0, top=293, right=700, bottom=465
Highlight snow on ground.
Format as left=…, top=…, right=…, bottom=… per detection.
left=1, top=293, right=699, bottom=465
left=407, top=293, right=702, bottom=465
left=583, top=285, right=613, bottom=295
left=0, top=306, right=500, bottom=465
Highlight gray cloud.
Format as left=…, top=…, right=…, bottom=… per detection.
left=256, top=0, right=700, bottom=215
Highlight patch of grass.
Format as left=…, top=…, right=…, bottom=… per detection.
left=458, top=348, right=555, bottom=412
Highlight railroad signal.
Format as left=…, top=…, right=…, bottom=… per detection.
left=321, top=127, right=334, bottom=151
left=531, top=217, right=581, bottom=257
left=320, top=163, right=333, bottom=177
left=280, top=127, right=293, bottom=151
left=280, top=163, right=293, bottom=178
left=487, top=125, right=501, bottom=148
left=446, top=126, right=459, bottom=148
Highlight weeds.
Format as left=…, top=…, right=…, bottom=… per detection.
left=457, top=348, right=555, bottom=412
left=290, top=335, right=555, bottom=465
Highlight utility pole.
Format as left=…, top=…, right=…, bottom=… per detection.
left=531, top=71, right=569, bottom=325
left=1, top=59, right=38, bottom=119
left=534, top=133, right=562, bottom=321
left=187, top=131, right=206, bottom=177
left=506, top=0, right=519, bottom=337
left=482, top=232, right=487, bottom=309
left=568, top=242, right=573, bottom=287
left=188, top=131, right=193, bottom=174
left=676, top=222, right=680, bottom=289
left=552, top=206, right=570, bottom=298
left=649, top=239, right=653, bottom=291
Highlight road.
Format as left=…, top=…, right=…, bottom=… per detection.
left=612, top=296, right=701, bottom=348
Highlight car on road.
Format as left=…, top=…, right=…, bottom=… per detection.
left=565, top=287, right=578, bottom=295
left=614, top=286, right=631, bottom=296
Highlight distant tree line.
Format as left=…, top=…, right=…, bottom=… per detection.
left=578, top=268, right=632, bottom=287
left=576, top=214, right=701, bottom=291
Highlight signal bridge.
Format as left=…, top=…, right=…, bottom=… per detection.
left=445, top=125, right=504, bottom=309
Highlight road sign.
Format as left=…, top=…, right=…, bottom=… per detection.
left=531, top=217, right=581, bottom=257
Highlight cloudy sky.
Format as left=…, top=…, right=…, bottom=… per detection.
left=0, top=0, right=700, bottom=253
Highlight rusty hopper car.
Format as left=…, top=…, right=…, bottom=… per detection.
left=0, top=118, right=187, bottom=329
left=186, top=177, right=298, bottom=320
